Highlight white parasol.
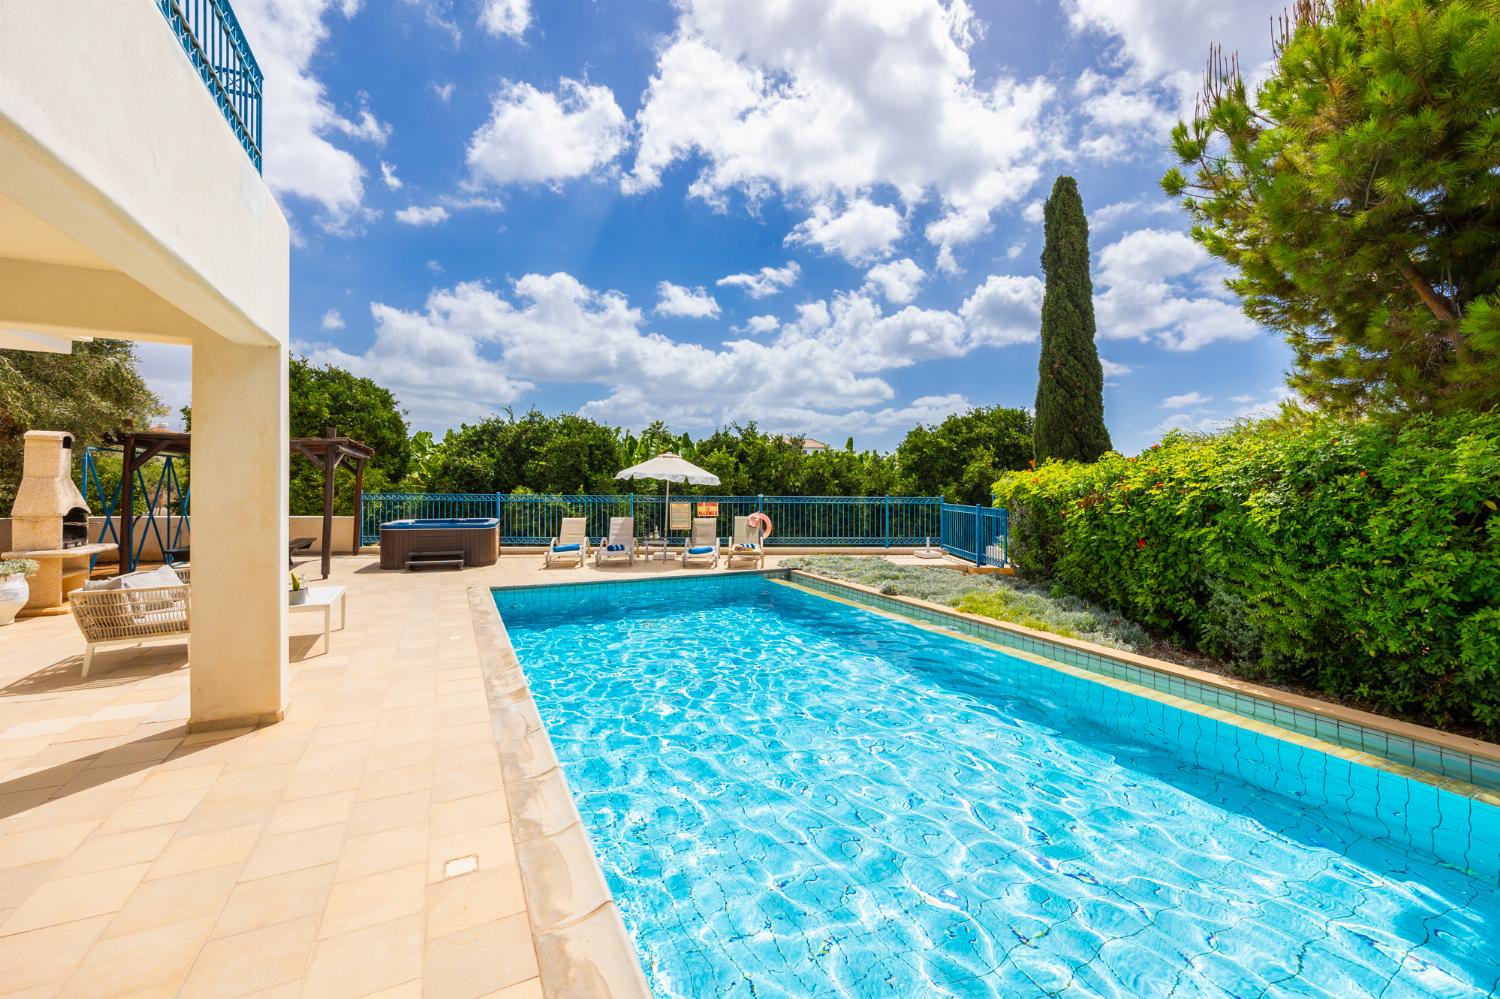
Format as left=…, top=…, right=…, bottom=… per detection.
left=615, top=452, right=720, bottom=538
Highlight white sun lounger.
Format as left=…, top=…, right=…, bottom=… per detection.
left=681, top=517, right=720, bottom=568
left=724, top=515, right=765, bottom=568
left=545, top=517, right=589, bottom=568
left=595, top=516, right=637, bottom=566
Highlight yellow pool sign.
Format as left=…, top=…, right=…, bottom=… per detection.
left=696, top=501, right=719, bottom=518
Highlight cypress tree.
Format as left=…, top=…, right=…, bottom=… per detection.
left=1034, top=176, right=1111, bottom=463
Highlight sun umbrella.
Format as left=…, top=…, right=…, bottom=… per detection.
left=615, top=452, right=720, bottom=540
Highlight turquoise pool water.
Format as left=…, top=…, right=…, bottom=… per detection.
left=494, top=574, right=1500, bottom=997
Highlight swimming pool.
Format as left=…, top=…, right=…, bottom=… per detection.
left=494, top=573, right=1500, bottom=997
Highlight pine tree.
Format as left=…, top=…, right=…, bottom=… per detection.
left=1163, top=0, right=1500, bottom=416
left=1034, top=176, right=1112, bottom=463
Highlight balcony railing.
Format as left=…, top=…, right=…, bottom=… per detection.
left=155, top=0, right=263, bottom=172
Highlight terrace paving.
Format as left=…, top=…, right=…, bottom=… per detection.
left=0, top=551, right=845, bottom=998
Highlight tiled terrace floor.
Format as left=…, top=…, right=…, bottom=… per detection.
left=0, top=552, right=823, bottom=998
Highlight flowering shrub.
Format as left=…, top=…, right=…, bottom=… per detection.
left=994, top=414, right=1500, bottom=735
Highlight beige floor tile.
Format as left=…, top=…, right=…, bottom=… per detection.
left=346, top=788, right=431, bottom=838
left=424, top=913, right=539, bottom=999
left=104, top=862, right=240, bottom=937
left=0, top=915, right=111, bottom=994
left=60, top=915, right=215, bottom=999
left=425, top=866, right=526, bottom=939
left=128, top=763, right=225, bottom=799
left=0, top=818, right=100, bottom=870
left=426, top=822, right=515, bottom=884
left=53, top=824, right=178, bottom=878
left=279, top=764, right=360, bottom=802
left=95, top=787, right=208, bottom=835
left=302, top=913, right=425, bottom=999
left=148, top=823, right=264, bottom=880
left=212, top=862, right=337, bottom=939
left=431, top=790, right=509, bottom=840
left=0, top=859, right=59, bottom=913
left=484, top=980, right=544, bottom=999
left=318, top=863, right=426, bottom=939
left=356, top=763, right=432, bottom=803
left=180, top=915, right=321, bottom=998
left=239, top=822, right=346, bottom=881
left=0, top=862, right=152, bottom=936
left=172, top=789, right=282, bottom=838
left=263, top=789, right=356, bottom=838
left=431, top=762, right=505, bottom=804
left=333, top=822, right=430, bottom=884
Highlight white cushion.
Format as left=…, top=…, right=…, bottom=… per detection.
left=120, top=566, right=184, bottom=589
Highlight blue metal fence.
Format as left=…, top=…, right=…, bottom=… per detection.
left=939, top=503, right=1009, bottom=567
left=155, top=0, right=264, bottom=171
left=80, top=446, right=191, bottom=572
left=362, top=494, right=943, bottom=548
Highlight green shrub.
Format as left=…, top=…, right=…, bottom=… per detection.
left=993, top=413, right=1500, bottom=736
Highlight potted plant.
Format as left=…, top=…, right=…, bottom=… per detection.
left=289, top=572, right=307, bottom=605
left=0, top=558, right=39, bottom=627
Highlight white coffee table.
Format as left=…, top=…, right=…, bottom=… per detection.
left=290, top=585, right=345, bottom=655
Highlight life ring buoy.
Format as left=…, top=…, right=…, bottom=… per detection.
left=746, top=511, right=773, bottom=540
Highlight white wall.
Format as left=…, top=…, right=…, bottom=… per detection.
left=0, top=2, right=288, bottom=349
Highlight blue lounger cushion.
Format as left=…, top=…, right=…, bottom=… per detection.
left=735, top=542, right=758, bottom=550
left=552, top=543, right=580, bottom=553
left=606, top=544, right=626, bottom=551
left=688, top=545, right=715, bottom=555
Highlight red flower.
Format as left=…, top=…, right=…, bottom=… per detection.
left=1358, top=470, right=1367, bottom=478
left=1137, top=538, right=1147, bottom=550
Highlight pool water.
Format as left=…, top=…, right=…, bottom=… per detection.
left=494, top=574, right=1500, bottom=998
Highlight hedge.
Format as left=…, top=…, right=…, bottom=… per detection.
left=992, top=413, right=1500, bottom=737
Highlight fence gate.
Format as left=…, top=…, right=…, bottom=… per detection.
left=939, top=503, right=1009, bottom=567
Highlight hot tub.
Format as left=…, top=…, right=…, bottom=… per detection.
left=379, top=518, right=500, bottom=569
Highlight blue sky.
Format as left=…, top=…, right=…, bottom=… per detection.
left=140, top=0, right=1293, bottom=454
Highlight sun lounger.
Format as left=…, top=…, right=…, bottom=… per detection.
left=595, top=516, right=637, bottom=566
left=724, top=515, right=765, bottom=568
left=545, top=517, right=589, bottom=568
left=681, top=517, right=720, bottom=568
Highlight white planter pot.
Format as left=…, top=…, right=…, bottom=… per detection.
left=289, top=589, right=308, bottom=606
left=0, top=574, right=28, bottom=627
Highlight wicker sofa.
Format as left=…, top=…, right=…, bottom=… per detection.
left=70, top=565, right=191, bottom=677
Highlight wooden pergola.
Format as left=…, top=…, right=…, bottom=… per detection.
left=111, top=426, right=374, bottom=580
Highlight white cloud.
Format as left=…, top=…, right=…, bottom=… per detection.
left=1067, top=1, right=1281, bottom=88
left=1022, top=200, right=1045, bottom=225
left=321, top=270, right=1039, bottom=434
left=321, top=308, right=345, bottom=330
left=1099, top=358, right=1131, bottom=377
left=134, top=343, right=193, bottom=425
left=1161, top=391, right=1210, bottom=409
left=864, top=258, right=925, bottom=305
left=431, top=81, right=456, bottom=103
left=959, top=274, right=1044, bottom=346
left=426, top=259, right=444, bottom=274
left=334, top=97, right=392, bottom=145
left=736, top=314, right=781, bottom=335
left=655, top=282, right=721, bottom=319
left=479, top=0, right=529, bottom=38
left=233, top=0, right=383, bottom=230
left=1006, top=242, right=1024, bottom=260
left=1088, top=198, right=1175, bottom=232
left=379, top=161, right=402, bottom=190
left=626, top=1, right=1054, bottom=264
left=395, top=204, right=450, bottom=226
left=466, top=79, right=628, bottom=187
left=716, top=262, right=800, bottom=299
left=1094, top=228, right=1258, bottom=350
left=786, top=200, right=904, bottom=264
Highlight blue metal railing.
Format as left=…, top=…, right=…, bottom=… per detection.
left=80, top=446, right=191, bottom=572
left=155, top=0, right=263, bottom=171
left=939, top=503, right=1009, bottom=567
left=362, top=494, right=943, bottom=548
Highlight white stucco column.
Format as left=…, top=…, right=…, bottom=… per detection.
left=188, top=337, right=289, bottom=730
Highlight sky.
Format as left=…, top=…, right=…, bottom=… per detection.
left=138, top=0, right=1295, bottom=455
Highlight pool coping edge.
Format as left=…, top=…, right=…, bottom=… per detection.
left=466, top=586, right=652, bottom=999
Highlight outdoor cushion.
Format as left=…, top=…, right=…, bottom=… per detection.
left=82, top=576, right=123, bottom=591
left=734, top=543, right=758, bottom=550
left=606, top=544, right=626, bottom=551
left=120, top=566, right=183, bottom=589
left=552, top=543, right=580, bottom=553
left=688, top=545, right=715, bottom=555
